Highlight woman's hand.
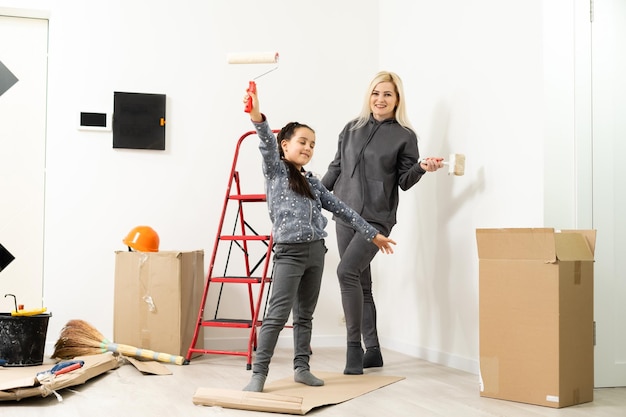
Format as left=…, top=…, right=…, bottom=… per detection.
left=419, top=157, right=444, bottom=172
left=373, top=234, right=396, bottom=254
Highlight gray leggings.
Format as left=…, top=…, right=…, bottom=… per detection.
left=251, top=240, right=327, bottom=376
left=335, top=221, right=390, bottom=347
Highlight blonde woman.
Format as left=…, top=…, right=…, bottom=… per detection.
left=322, top=71, right=443, bottom=375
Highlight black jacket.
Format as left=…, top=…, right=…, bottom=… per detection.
left=322, top=115, right=426, bottom=231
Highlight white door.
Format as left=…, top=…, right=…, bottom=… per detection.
left=592, top=0, right=626, bottom=387
left=0, top=14, right=48, bottom=311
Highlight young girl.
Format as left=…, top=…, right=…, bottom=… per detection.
left=242, top=89, right=396, bottom=392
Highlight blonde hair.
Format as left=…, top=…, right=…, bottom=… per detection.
left=353, top=71, right=414, bottom=132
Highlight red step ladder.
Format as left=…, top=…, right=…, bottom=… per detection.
left=186, top=129, right=278, bottom=369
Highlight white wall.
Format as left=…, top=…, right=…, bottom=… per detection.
left=374, top=0, right=549, bottom=372
left=0, top=0, right=584, bottom=375
left=1, top=0, right=379, bottom=355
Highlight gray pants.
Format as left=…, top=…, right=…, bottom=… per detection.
left=251, top=240, right=326, bottom=376
left=335, top=221, right=390, bottom=347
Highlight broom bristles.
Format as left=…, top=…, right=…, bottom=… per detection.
left=51, top=319, right=187, bottom=365
left=51, top=319, right=110, bottom=360
left=52, top=345, right=105, bottom=359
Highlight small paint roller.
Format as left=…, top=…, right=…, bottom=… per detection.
left=227, top=52, right=280, bottom=113
left=420, top=154, right=465, bottom=176
left=445, top=153, right=465, bottom=176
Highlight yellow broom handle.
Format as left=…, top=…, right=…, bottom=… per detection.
left=104, top=342, right=186, bottom=365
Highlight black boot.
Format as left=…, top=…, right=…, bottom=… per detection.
left=363, top=346, right=383, bottom=368
left=344, top=342, right=364, bottom=375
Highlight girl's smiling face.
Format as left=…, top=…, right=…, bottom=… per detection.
left=281, top=126, right=316, bottom=170
left=370, top=81, right=398, bottom=121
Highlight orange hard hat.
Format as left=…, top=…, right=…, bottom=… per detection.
left=123, top=226, right=159, bottom=252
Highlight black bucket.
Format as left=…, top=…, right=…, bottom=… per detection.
left=0, top=313, right=51, bottom=367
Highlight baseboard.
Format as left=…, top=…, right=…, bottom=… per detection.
left=381, top=338, right=479, bottom=375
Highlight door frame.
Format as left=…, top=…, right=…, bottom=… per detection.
left=0, top=8, right=50, bottom=312
left=587, top=0, right=626, bottom=388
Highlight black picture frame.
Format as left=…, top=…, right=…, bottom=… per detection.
left=113, top=92, right=166, bottom=150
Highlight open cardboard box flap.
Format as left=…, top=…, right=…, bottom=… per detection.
left=475, top=228, right=595, bottom=263
left=0, top=353, right=120, bottom=401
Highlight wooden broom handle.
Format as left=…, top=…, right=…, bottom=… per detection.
left=104, top=342, right=187, bottom=365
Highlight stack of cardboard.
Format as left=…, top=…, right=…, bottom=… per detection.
left=0, top=353, right=119, bottom=401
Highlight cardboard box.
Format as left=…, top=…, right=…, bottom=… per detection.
left=114, top=250, right=204, bottom=357
left=476, top=228, right=595, bottom=408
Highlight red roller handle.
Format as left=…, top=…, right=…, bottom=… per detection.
left=245, top=81, right=256, bottom=113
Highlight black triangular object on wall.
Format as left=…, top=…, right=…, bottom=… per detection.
left=0, top=243, right=15, bottom=273
left=0, top=60, right=19, bottom=97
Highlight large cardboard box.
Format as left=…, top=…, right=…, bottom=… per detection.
left=114, top=250, right=204, bottom=357
left=476, top=228, right=595, bottom=408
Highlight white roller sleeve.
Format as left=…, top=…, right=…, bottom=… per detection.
left=227, top=52, right=279, bottom=64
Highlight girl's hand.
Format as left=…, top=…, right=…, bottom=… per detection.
left=245, top=89, right=262, bottom=122
left=373, top=234, right=396, bottom=254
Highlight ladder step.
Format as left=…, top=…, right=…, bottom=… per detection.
left=210, top=276, right=269, bottom=283
left=188, top=347, right=250, bottom=357
left=230, top=194, right=266, bottom=202
left=220, top=235, right=271, bottom=241
left=209, top=277, right=271, bottom=284
left=201, top=318, right=261, bottom=328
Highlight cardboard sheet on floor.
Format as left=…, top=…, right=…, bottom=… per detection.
left=0, top=353, right=120, bottom=401
left=192, top=371, right=404, bottom=414
left=126, top=357, right=172, bottom=375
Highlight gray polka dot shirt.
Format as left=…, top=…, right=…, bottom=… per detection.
left=252, top=117, right=379, bottom=245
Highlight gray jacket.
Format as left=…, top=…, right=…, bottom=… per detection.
left=322, top=115, right=426, bottom=231
left=252, top=116, right=379, bottom=244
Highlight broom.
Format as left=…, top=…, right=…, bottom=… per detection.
left=51, top=319, right=189, bottom=365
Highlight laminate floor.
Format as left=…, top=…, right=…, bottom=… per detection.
left=1, top=348, right=624, bottom=417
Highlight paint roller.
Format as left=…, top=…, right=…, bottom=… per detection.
left=227, top=52, right=279, bottom=112
left=420, top=154, right=466, bottom=176
left=444, top=154, right=465, bottom=176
